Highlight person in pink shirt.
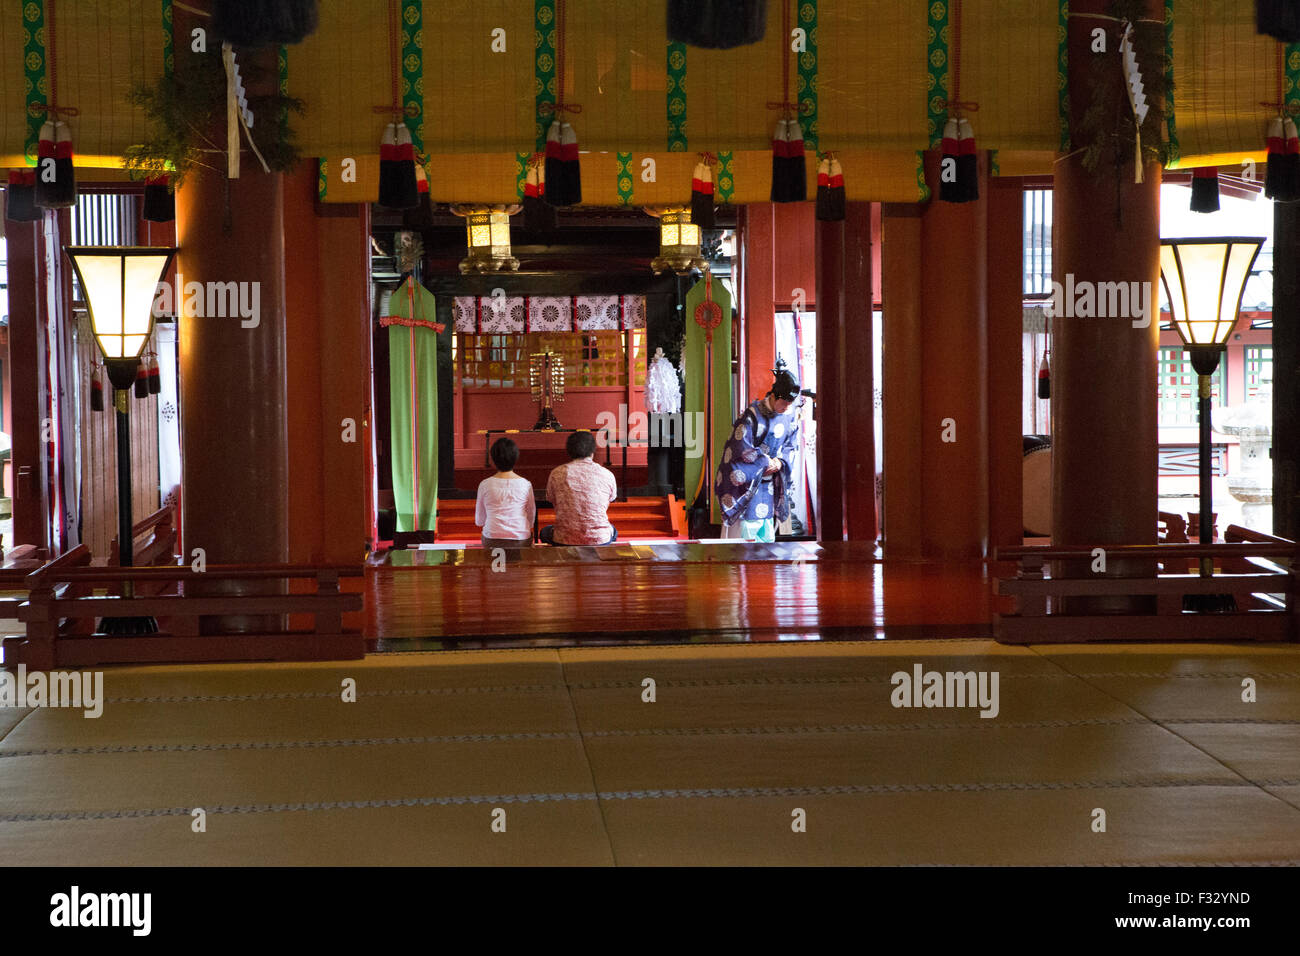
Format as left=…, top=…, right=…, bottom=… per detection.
left=475, top=437, right=537, bottom=548
left=541, top=431, right=619, bottom=546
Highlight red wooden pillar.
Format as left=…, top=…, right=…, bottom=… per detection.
left=742, top=204, right=776, bottom=402
left=987, top=179, right=1024, bottom=559
left=881, top=153, right=990, bottom=562
left=842, top=201, right=876, bottom=541
left=918, top=150, right=989, bottom=561
left=5, top=218, right=51, bottom=552
left=1053, top=0, right=1162, bottom=604
left=881, top=204, right=924, bottom=559
left=816, top=217, right=846, bottom=541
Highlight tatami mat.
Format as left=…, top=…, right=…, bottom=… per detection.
left=1, top=640, right=1298, bottom=865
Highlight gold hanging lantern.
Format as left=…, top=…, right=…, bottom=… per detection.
left=450, top=203, right=522, bottom=274
left=646, top=204, right=704, bottom=275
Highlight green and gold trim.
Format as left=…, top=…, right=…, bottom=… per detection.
left=716, top=150, right=734, bottom=204
left=317, top=158, right=328, bottom=200
left=1286, top=42, right=1300, bottom=117
left=534, top=0, right=557, bottom=150
left=515, top=150, right=530, bottom=199
left=926, top=0, right=950, bottom=147
left=797, top=0, right=818, bottom=150
left=1164, top=0, right=1177, bottom=166
left=616, top=151, right=634, bottom=205
left=915, top=151, right=931, bottom=201
left=401, top=0, right=424, bottom=154
left=667, top=40, right=687, bottom=151
left=22, top=0, right=47, bottom=165
left=1058, top=0, right=1069, bottom=150
left=162, top=0, right=174, bottom=76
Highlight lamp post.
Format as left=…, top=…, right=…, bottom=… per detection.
left=64, top=246, right=176, bottom=635
left=1159, top=237, right=1264, bottom=605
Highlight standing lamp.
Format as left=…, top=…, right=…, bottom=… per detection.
left=64, top=246, right=176, bottom=635
left=1158, top=237, right=1264, bottom=611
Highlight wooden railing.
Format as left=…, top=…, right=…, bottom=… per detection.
left=4, top=562, right=364, bottom=670
left=994, top=540, right=1298, bottom=643
left=109, top=500, right=179, bottom=571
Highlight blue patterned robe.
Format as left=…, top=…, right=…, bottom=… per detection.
left=714, top=399, right=801, bottom=525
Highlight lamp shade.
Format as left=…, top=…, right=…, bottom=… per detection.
left=450, top=204, right=520, bottom=274
left=1159, top=237, right=1264, bottom=347
left=64, top=246, right=175, bottom=363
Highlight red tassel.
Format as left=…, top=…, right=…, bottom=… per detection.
left=523, top=153, right=556, bottom=232
left=940, top=117, right=978, bottom=203
left=133, top=363, right=149, bottom=399
left=1266, top=117, right=1287, bottom=199
left=691, top=157, right=715, bottom=228
left=90, top=364, right=104, bottom=412
left=544, top=120, right=581, bottom=207
left=816, top=155, right=845, bottom=221
left=147, top=353, right=162, bottom=395
left=770, top=118, right=806, bottom=202
left=1037, top=352, right=1051, bottom=400
left=378, top=122, right=418, bottom=209
left=35, top=120, right=76, bottom=209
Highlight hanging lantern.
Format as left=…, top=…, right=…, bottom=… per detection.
left=647, top=205, right=705, bottom=276
left=451, top=204, right=521, bottom=274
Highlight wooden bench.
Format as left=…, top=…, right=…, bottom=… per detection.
left=4, top=562, right=364, bottom=670
left=994, top=540, right=1299, bottom=643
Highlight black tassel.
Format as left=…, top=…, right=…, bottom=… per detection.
left=403, top=163, right=435, bottom=229
left=35, top=120, right=76, bottom=210
left=770, top=118, right=806, bottom=203
left=212, top=0, right=319, bottom=47
left=1257, top=0, right=1300, bottom=42
left=668, top=0, right=767, bottom=49
left=5, top=170, right=38, bottom=222
left=1190, top=167, right=1220, bottom=213
left=143, top=175, right=175, bottom=222
left=378, top=122, right=418, bottom=209
left=815, top=155, right=845, bottom=221
left=544, top=120, right=581, bottom=207
left=133, top=364, right=149, bottom=399
left=147, top=354, right=162, bottom=395
left=691, top=158, right=716, bottom=229
left=1037, top=353, right=1051, bottom=400
left=523, top=154, right=557, bottom=233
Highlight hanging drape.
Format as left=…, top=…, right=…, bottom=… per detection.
left=683, top=273, right=733, bottom=524
left=383, top=276, right=440, bottom=533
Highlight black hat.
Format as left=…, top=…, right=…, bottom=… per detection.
left=770, top=358, right=800, bottom=402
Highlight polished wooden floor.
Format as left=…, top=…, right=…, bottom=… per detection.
left=366, top=542, right=994, bottom=645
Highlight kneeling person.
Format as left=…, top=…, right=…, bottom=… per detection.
left=541, top=431, right=619, bottom=546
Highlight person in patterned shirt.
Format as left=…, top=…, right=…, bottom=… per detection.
left=714, top=367, right=802, bottom=542
left=540, top=431, right=619, bottom=546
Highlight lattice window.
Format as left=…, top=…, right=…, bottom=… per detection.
left=1022, top=188, right=1052, bottom=297
left=1245, top=346, right=1273, bottom=402
left=1158, top=347, right=1224, bottom=427
left=457, top=330, right=646, bottom=388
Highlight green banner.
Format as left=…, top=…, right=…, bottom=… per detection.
left=667, top=40, right=687, bottom=151
left=22, top=0, right=46, bottom=165
left=386, top=279, right=440, bottom=533
left=798, top=0, right=818, bottom=151
left=926, top=0, right=949, bottom=147
left=402, top=0, right=424, bottom=153
left=716, top=150, right=735, bottom=203
left=616, top=151, right=633, bottom=204
left=1058, top=0, right=1070, bottom=151
left=1164, top=0, right=1178, bottom=166
left=534, top=0, right=557, bottom=150
left=162, top=0, right=174, bottom=76
left=684, top=274, right=734, bottom=525
left=1287, top=42, right=1300, bottom=115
